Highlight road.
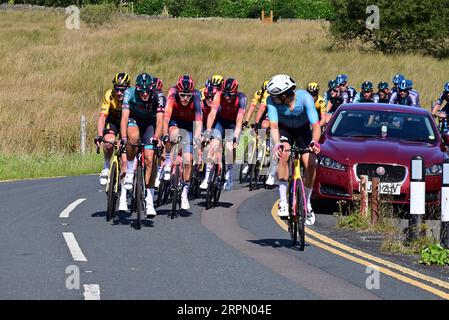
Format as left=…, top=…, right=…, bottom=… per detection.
left=0, top=174, right=448, bottom=300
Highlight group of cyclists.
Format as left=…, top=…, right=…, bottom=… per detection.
left=95, top=71, right=449, bottom=225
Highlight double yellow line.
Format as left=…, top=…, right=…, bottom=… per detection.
left=271, top=200, right=449, bottom=300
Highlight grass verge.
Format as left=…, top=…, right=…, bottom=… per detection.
left=0, top=152, right=101, bottom=181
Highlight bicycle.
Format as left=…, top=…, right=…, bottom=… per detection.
left=281, top=144, right=312, bottom=251
left=238, top=125, right=251, bottom=184
left=96, top=139, right=124, bottom=222
left=188, top=140, right=209, bottom=200
left=205, top=136, right=232, bottom=210
left=437, top=111, right=449, bottom=139
left=129, top=139, right=161, bottom=230
left=247, top=126, right=271, bottom=191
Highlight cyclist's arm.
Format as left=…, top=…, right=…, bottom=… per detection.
left=193, top=93, right=203, bottom=140
left=98, top=92, right=111, bottom=136
left=432, top=94, right=445, bottom=115
left=389, top=92, right=397, bottom=104
left=154, top=92, right=166, bottom=139
left=409, top=93, right=418, bottom=107
left=163, top=92, right=175, bottom=136
left=206, top=101, right=218, bottom=132
left=120, top=89, right=131, bottom=140
left=352, top=93, right=361, bottom=103
left=233, top=94, right=247, bottom=140
left=303, top=92, right=321, bottom=143
left=245, top=91, right=261, bottom=123
left=97, top=114, right=107, bottom=137
left=267, top=98, right=280, bottom=145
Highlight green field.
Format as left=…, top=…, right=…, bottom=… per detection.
left=1, top=9, right=449, bottom=179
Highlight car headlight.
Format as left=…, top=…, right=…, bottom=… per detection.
left=319, top=156, right=346, bottom=171
left=425, top=164, right=442, bottom=175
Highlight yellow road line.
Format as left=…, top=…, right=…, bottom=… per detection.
left=271, top=201, right=449, bottom=299
left=0, top=173, right=97, bottom=184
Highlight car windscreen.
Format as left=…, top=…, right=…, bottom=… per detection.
left=329, top=110, right=437, bottom=143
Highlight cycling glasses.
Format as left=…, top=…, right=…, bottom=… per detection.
left=136, top=86, right=151, bottom=94
left=399, top=89, right=409, bottom=93
left=114, top=86, right=127, bottom=93
left=223, top=92, right=237, bottom=97
left=179, top=92, right=193, bottom=99
left=338, top=82, right=347, bottom=87
left=205, top=94, right=215, bottom=100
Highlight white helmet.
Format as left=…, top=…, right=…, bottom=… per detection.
left=267, top=74, right=296, bottom=96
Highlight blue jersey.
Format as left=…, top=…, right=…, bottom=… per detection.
left=389, top=91, right=419, bottom=107
left=267, top=90, right=319, bottom=128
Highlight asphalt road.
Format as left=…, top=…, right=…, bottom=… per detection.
left=0, top=174, right=447, bottom=300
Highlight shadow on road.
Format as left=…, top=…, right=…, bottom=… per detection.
left=247, top=238, right=311, bottom=252
left=91, top=211, right=154, bottom=228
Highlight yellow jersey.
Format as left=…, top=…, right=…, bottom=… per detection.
left=251, top=89, right=269, bottom=106
left=100, top=89, right=122, bottom=122
left=315, top=95, right=326, bottom=118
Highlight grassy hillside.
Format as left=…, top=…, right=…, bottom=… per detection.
left=1, top=10, right=449, bottom=156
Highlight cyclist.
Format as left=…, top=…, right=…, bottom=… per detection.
left=377, top=82, right=390, bottom=103
left=201, top=78, right=247, bottom=191
left=95, top=73, right=130, bottom=186
left=432, top=82, right=449, bottom=117
left=336, top=74, right=357, bottom=103
left=121, top=73, right=166, bottom=217
left=407, top=79, right=421, bottom=107
left=200, top=74, right=224, bottom=100
left=389, top=79, right=419, bottom=107
left=353, top=81, right=379, bottom=103
left=162, top=75, right=203, bottom=210
left=391, top=74, right=405, bottom=95
left=325, top=80, right=344, bottom=123
left=241, top=80, right=276, bottom=185
left=267, top=74, right=320, bottom=225
left=306, top=82, right=327, bottom=127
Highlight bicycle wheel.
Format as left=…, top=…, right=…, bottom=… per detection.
left=188, top=164, right=199, bottom=200
left=171, top=165, right=180, bottom=219
left=206, top=164, right=216, bottom=210
left=249, top=161, right=260, bottom=191
left=288, top=181, right=297, bottom=246
left=296, top=179, right=306, bottom=251
left=213, top=165, right=222, bottom=208
left=156, top=178, right=165, bottom=208
left=106, top=161, right=118, bottom=222
left=135, top=164, right=144, bottom=230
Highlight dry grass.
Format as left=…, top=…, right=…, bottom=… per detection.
left=2, top=10, right=449, bottom=154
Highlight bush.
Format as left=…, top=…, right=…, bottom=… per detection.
left=80, top=3, right=115, bottom=26
left=330, top=0, right=449, bottom=58
left=133, top=0, right=164, bottom=15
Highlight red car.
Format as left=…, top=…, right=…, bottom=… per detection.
left=314, top=103, right=448, bottom=204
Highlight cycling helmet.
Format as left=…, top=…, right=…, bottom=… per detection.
left=261, top=80, right=269, bottom=92
left=378, top=82, right=389, bottom=90
left=336, top=74, right=348, bottom=86
left=267, top=74, right=296, bottom=96
left=307, top=82, right=319, bottom=95
left=211, top=74, right=224, bottom=87
left=406, top=79, right=413, bottom=89
left=393, top=74, right=405, bottom=85
left=398, top=79, right=409, bottom=91
left=154, top=77, right=163, bottom=91
left=444, top=82, right=449, bottom=92
left=361, top=81, right=373, bottom=92
left=135, top=73, right=154, bottom=92
left=113, top=72, right=131, bottom=86
left=204, top=84, right=219, bottom=99
left=222, top=78, right=239, bottom=94
left=176, top=75, right=195, bottom=93
left=328, top=79, right=338, bottom=90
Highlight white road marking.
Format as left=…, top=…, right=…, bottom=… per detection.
left=62, top=232, right=87, bottom=262
left=59, top=198, right=86, bottom=218
left=83, top=284, right=100, bottom=300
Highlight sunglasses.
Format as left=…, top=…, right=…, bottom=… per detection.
left=363, top=90, right=373, bottom=94
left=399, top=89, right=408, bottom=93
left=339, top=82, right=347, bottom=87
left=114, top=86, right=127, bottom=93
left=205, top=95, right=215, bottom=100
left=331, top=89, right=339, bottom=93
left=179, top=92, right=193, bottom=99
left=223, top=92, right=236, bottom=97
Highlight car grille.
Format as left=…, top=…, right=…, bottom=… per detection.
left=355, top=164, right=406, bottom=183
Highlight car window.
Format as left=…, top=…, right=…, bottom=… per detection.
left=330, top=110, right=437, bottom=142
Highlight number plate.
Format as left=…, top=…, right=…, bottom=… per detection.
left=364, top=182, right=402, bottom=195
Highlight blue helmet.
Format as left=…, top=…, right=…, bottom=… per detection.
left=398, top=79, right=409, bottom=91
left=406, top=79, right=413, bottom=89
left=361, top=81, right=373, bottom=92
left=444, top=82, right=449, bottom=92
left=336, top=74, right=348, bottom=86
left=393, top=74, right=405, bottom=85
left=378, top=82, right=389, bottom=90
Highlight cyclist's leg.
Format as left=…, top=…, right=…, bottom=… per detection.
left=141, top=123, right=157, bottom=217
left=201, top=119, right=223, bottom=188
left=223, top=119, right=236, bottom=190
left=124, top=119, right=140, bottom=190
left=277, top=127, right=292, bottom=216
left=296, top=124, right=316, bottom=224
left=177, top=121, right=193, bottom=209
left=99, top=122, right=117, bottom=184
